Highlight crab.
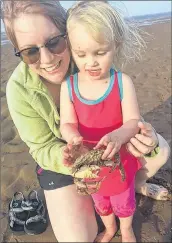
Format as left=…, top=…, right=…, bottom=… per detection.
left=71, top=148, right=126, bottom=195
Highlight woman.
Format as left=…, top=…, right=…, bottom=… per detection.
left=2, top=1, right=170, bottom=242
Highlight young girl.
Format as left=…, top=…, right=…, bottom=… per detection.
left=60, top=1, right=146, bottom=242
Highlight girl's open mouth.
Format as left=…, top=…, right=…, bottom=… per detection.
left=87, top=69, right=101, bottom=77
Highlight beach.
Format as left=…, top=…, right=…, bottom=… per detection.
left=1, top=21, right=171, bottom=242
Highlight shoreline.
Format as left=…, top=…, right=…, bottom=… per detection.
left=1, top=17, right=171, bottom=46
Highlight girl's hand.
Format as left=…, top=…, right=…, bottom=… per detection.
left=69, top=135, right=83, bottom=146
left=94, top=132, right=122, bottom=160
left=126, top=121, right=159, bottom=157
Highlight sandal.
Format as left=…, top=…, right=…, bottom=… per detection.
left=22, top=190, right=48, bottom=235
left=8, top=192, right=28, bottom=234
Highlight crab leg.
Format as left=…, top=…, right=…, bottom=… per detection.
left=119, top=163, right=126, bottom=181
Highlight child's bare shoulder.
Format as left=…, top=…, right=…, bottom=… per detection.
left=121, top=72, right=135, bottom=88
left=121, top=72, right=133, bottom=83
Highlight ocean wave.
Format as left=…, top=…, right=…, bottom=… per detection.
left=138, top=17, right=171, bottom=27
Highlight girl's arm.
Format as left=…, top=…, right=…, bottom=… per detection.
left=95, top=73, right=141, bottom=159
left=110, top=73, right=140, bottom=144
left=60, top=81, right=81, bottom=143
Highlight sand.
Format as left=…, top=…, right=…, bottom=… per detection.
left=1, top=21, right=171, bottom=242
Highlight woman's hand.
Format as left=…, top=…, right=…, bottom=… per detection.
left=94, top=132, right=122, bottom=160
left=126, top=121, right=159, bottom=157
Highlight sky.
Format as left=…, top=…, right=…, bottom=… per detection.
left=60, top=1, right=171, bottom=17
left=1, top=1, right=171, bottom=32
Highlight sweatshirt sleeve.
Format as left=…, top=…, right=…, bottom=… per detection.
left=6, top=79, right=72, bottom=175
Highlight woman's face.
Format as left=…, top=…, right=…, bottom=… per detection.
left=13, top=14, right=70, bottom=84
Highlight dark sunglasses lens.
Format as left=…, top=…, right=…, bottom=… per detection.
left=47, top=36, right=66, bottom=54
left=21, top=47, right=40, bottom=64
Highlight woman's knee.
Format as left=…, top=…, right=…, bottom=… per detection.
left=52, top=211, right=98, bottom=242
left=158, top=134, right=171, bottom=166
left=52, top=224, right=98, bottom=242
left=162, top=140, right=171, bottom=165
left=44, top=185, right=98, bottom=242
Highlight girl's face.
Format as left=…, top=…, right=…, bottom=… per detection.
left=68, top=23, right=115, bottom=80
left=14, top=14, right=70, bottom=84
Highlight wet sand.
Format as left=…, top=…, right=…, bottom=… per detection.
left=1, top=21, right=171, bottom=242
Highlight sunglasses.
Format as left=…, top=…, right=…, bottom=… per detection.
left=15, top=34, right=67, bottom=64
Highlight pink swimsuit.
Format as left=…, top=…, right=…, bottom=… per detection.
left=67, top=69, right=142, bottom=217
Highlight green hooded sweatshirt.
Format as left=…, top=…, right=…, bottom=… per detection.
left=6, top=61, right=71, bottom=175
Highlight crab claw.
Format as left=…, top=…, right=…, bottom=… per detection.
left=103, top=160, right=114, bottom=167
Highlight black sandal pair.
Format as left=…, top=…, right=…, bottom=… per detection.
left=8, top=190, right=48, bottom=235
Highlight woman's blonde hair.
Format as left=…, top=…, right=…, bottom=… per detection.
left=67, top=1, right=146, bottom=71
left=1, top=0, right=67, bottom=49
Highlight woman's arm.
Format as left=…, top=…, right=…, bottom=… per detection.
left=126, top=120, right=171, bottom=162
left=6, top=78, right=70, bottom=174
left=60, top=81, right=81, bottom=143
left=143, top=133, right=170, bottom=164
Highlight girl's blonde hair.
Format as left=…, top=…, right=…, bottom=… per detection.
left=67, top=1, right=146, bottom=71
left=1, top=0, right=67, bottom=49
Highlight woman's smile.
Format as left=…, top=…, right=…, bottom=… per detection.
left=43, top=60, right=62, bottom=73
